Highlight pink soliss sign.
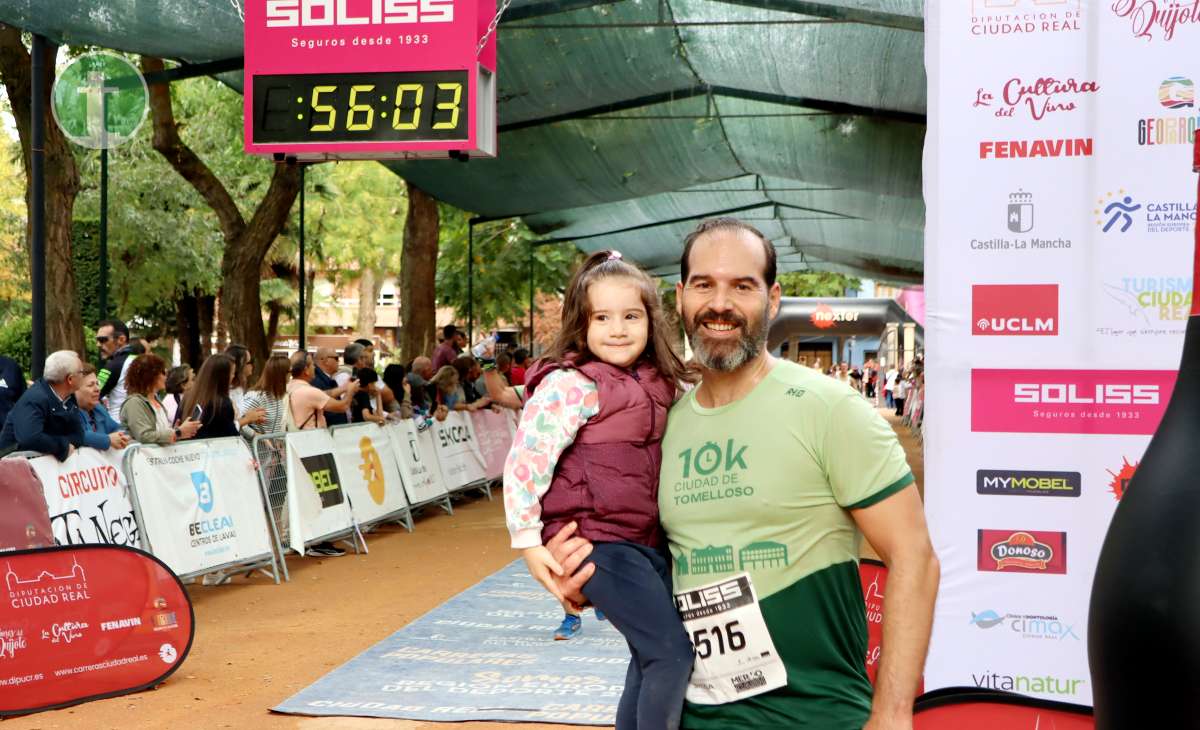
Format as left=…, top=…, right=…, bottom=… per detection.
left=244, top=0, right=497, bottom=160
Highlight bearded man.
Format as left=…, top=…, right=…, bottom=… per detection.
left=548, top=217, right=939, bottom=730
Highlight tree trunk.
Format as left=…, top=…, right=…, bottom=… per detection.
left=399, top=182, right=438, bottom=363
left=266, top=301, right=283, bottom=353
left=176, top=291, right=201, bottom=368
left=356, top=268, right=380, bottom=337
left=198, top=294, right=216, bottom=361
left=142, top=56, right=301, bottom=376
left=0, top=26, right=84, bottom=355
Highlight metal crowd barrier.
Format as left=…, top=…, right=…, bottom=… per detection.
left=121, top=442, right=284, bottom=585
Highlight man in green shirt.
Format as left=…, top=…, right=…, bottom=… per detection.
left=549, top=217, right=939, bottom=729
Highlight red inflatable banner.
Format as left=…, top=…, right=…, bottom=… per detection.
left=0, top=545, right=194, bottom=716
left=0, top=459, right=53, bottom=551
left=915, top=688, right=1093, bottom=729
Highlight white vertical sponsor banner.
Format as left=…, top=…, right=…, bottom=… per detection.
left=386, top=420, right=449, bottom=506
left=329, top=423, right=410, bottom=525
left=285, top=429, right=357, bottom=554
left=431, top=411, right=488, bottom=490
left=126, top=437, right=273, bottom=576
left=26, top=448, right=140, bottom=548
left=925, top=3, right=1196, bottom=703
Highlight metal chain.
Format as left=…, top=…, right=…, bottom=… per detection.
left=476, top=0, right=514, bottom=56
left=229, top=0, right=245, bottom=22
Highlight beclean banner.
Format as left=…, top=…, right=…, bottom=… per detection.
left=285, top=429, right=357, bottom=554
left=330, top=423, right=410, bottom=526
left=430, top=411, right=487, bottom=490
left=924, top=3, right=1197, bottom=704
left=125, top=438, right=274, bottom=577
left=26, top=448, right=140, bottom=549
left=386, top=421, right=449, bottom=506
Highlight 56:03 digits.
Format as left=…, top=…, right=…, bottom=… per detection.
left=307, top=82, right=462, bottom=132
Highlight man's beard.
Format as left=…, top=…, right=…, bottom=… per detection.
left=685, top=301, right=771, bottom=373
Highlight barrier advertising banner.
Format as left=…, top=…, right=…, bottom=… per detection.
left=0, top=545, right=193, bottom=717
left=924, top=3, right=1197, bottom=704
left=26, top=448, right=140, bottom=550
left=330, top=424, right=410, bottom=526
left=285, top=430, right=357, bottom=555
left=469, top=409, right=514, bottom=479
left=125, top=439, right=274, bottom=578
left=386, top=421, right=449, bottom=507
left=430, top=411, right=487, bottom=490
left=0, top=460, right=53, bottom=551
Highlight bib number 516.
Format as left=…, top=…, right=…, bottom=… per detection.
left=692, top=620, right=747, bottom=659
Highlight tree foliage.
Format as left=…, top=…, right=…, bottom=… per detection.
left=435, top=210, right=580, bottom=334
left=777, top=270, right=861, bottom=298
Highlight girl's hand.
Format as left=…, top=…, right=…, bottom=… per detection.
left=522, top=545, right=566, bottom=603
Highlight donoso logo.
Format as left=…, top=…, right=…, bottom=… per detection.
left=971, top=369, right=1175, bottom=435
left=266, top=0, right=454, bottom=27
left=972, top=284, right=1058, bottom=336
left=978, top=529, right=1067, bottom=574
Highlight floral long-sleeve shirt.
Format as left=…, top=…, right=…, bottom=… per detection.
left=503, top=369, right=600, bottom=549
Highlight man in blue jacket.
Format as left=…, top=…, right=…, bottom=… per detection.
left=0, top=350, right=87, bottom=461
left=74, top=364, right=130, bottom=450
left=0, top=354, right=26, bottom=430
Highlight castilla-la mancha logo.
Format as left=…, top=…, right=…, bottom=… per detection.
left=978, top=529, right=1067, bottom=574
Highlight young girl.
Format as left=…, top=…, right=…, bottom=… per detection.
left=502, top=250, right=695, bottom=730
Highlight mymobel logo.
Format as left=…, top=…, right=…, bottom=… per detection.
left=977, top=530, right=1067, bottom=574
left=977, top=470, right=1081, bottom=497
left=972, top=284, right=1058, bottom=336
left=266, top=0, right=454, bottom=27
left=971, top=369, right=1175, bottom=435
left=50, top=52, right=148, bottom=150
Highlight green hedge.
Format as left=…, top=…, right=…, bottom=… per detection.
left=73, top=218, right=103, bottom=325
left=0, top=316, right=101, bottom=378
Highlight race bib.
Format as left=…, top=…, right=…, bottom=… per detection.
left=674, top=572, right=787, bottom=704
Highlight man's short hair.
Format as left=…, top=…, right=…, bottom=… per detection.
left=290, top=350, right=311, bottom=378
left=97, top=319, right=129, bottom=341
left=680, top=217, right=777, bottom=287
left=44, top=350, right=81, bottom=384
left=354, top=338, right=373, bottom=349
left=343, top=343, right=365, bottom=366
left=512, top=348, right=529, bottom=365
left=442, top=324, right=458, bottom=340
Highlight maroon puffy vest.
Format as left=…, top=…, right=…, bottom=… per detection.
left=525, top=357, right=675, bottom=548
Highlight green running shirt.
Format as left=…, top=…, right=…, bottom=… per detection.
left=658, top=359, right=914, bottom=729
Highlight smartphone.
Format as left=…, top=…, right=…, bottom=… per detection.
left=191, top=405, right=203, bottom=421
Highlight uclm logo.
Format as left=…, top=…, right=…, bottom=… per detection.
left=266, top=0, right=454, bottom=27
left=972, top=284, right=1058, bottom=336
left=971, top=369, right=1175, bottom=435
left=977, top=530, right=1067, bottom=574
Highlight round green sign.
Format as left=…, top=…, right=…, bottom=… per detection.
left=51, top=52, right=149, bottom=150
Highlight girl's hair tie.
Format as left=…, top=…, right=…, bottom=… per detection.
left=606, top=250, right=623, bottom=261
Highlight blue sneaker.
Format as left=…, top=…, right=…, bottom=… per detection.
left=594, top=609, right=607, bottom=622
left=554, top=614, right=582, bottom=640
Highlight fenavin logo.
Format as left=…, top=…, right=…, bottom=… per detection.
left=972, top=284, right=1058, bottom=336
left=266, top=0, right=454, bottom=26
left=977, top=470, right=1081, bottom=497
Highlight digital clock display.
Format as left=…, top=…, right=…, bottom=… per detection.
left=251, top=70, right=469, bottom=144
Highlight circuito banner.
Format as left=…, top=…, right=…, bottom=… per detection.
left=0, top=545, right=193, bottom=717
left=124, top=438, right=274, bottom=577
left=26, top=448, right=140, bottom=549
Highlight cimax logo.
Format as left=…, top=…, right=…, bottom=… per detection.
left=1013, top=383, right=1158, bottom=404
left=266, top=0, right=454, bottom=27
left=972, top=284, right=1058, bottom=336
